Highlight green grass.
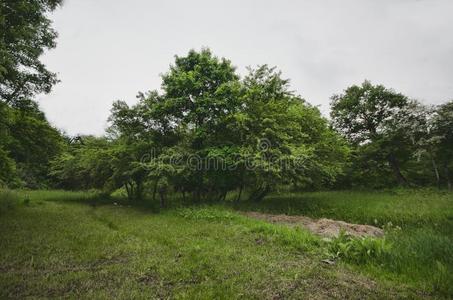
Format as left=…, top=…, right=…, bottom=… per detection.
left=233, top=189, right=453, bottom=228
left=0, top=189, right=19, bottom=215
left=0, top=190, right=425, bottom=299
left=232, top=189, right=453, bottom=297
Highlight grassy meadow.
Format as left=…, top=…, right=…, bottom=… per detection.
left=0, top=189, right=452, bottom=299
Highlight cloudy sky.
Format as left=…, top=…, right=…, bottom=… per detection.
left=38, top=0, right=453, bottom=136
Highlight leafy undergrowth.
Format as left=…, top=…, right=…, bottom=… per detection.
left=0, top=191, right=423, bottom=299
left=327, top=231, right=392, bottom=264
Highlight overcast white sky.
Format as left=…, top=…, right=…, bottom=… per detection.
left=38, top=0, right=453, bottom=136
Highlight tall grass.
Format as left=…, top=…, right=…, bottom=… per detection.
left=234, top=189, right=453, bottom=228
left=176, top=206, right=321, bottom=253
left=0, top=189, right=19, bottom=215
left=2, top=188, right=452, bottom=296
left=15, top=189, right=102, bottom=203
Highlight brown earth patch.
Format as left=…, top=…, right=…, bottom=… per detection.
left=243, top=211, right=384, bottom=238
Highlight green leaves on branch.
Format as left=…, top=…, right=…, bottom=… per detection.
left=0, top=0, right=63, bottom=104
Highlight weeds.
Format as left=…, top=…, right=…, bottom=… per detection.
left=327, top=231, right=392, bottom=264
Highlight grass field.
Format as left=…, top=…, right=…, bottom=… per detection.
left=233, top=189, right=453, bottom=297
left=0, top=189, right=452, bottom=298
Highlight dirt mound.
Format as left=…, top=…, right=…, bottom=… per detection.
left=243, top=211, right=384, bottom=238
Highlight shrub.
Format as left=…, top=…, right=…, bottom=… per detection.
left=328, top=231, right=392, bottom=264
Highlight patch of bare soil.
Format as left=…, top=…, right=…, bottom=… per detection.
left=243, top=211, right=384, bottom=238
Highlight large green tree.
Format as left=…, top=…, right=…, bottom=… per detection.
left=107, top=49, right=348, bottom=203
left=330, top=81, right=412, bottom=186
left=0, top=0, right=64, bottom=188
left=108, top=49, right=242, bottom=203
left=233, top=65, right=348, bottom=200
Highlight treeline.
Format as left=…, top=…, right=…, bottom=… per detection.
left=50, top=52, right=349, bottom=204
left=0, top=100, right=63, bottom=188
left=0, top=0, right=64, bottom=188
left=47, top=51, right=453, bottom=206
left=1, top=1, right=452, bottom=202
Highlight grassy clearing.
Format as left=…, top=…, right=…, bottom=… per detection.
left=0, top=190, right=422, bottom=299
left=232, top=189, right=453, bottom=297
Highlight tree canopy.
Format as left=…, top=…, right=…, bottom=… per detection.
left=0, top=0, right=62, bottom=104
left=331, top=81, right=452, bottom=189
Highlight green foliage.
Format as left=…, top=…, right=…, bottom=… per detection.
left=433, top=100, right=453, bottom=190
left=331, top=80, right=412, bottom=186
left=328, top=231, right=392, bottom=264
left=0, top=100, right=63, bottom=188
left=0, top=147, right=18, bottom=187
left=50, top=137, right=116, bottom=190
left=331, top=81, right=453, bottom=189
left=0, top=101, right=18, bottom=186
left=0, top=1, right=64, bottom=189
left=105, top=50, right=348, bottom=203
left=330, top=80, right=409, bottom=144
left=0, top=0, right=62, bottom=104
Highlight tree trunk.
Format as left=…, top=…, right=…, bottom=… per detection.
left=388, top=154, right=408, bottom=186
left=152, top=180, right=158, bottom=202
left=445, top=163, right=452, bottom=191
left=235, top=184, right=243, bottom=202
left=125, top=182, right=135, bottom=200
left=196, top=189, right=201, bottom=203
left=255, top=186, right=270, bottom=202
left=125, top=182, right=131, bottom=199
left=135, top=181, right=143, bottom=201
left=217, top=191, right=223, bottom=202
left=159, top=191, right=166, bottom=208
left=130, top=182, right=135, bottom=200
left=431, top=156, right=440, bottom=189
left=249, top=185, right=270, bottom=202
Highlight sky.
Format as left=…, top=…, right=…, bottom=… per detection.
left=38, top=0, right=453, bottom=136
